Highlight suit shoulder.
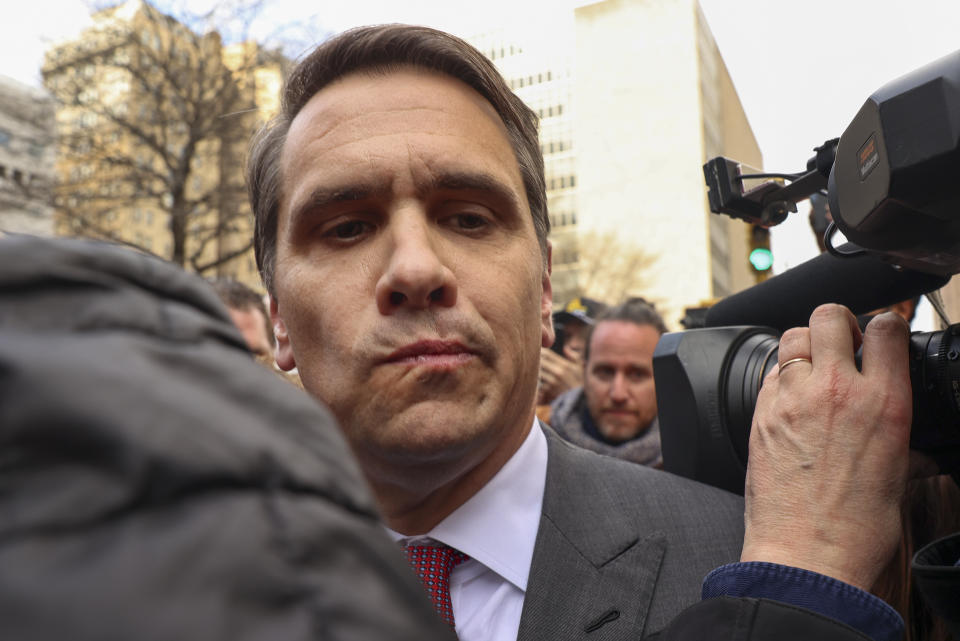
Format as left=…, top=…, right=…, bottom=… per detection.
left=544, top=427, right=744, bottom=520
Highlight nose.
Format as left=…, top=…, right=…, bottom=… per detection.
left=609, top=372, right=629, bottom=403
left=375, top=213, right=458, bottom=314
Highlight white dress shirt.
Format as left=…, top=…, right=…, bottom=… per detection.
left=388, top=419, right=547, bottom=641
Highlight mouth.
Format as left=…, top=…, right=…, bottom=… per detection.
left=381, top=340, right=478, bottom=369
left=602, top=409, right=636, bottom=417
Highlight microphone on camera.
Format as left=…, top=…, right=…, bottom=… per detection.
left=704, top=244, right=950, bottom=332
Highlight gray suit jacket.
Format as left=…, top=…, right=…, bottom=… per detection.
left=518, top=425, right=744, bottom=641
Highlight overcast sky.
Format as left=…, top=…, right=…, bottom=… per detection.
left=5, top=0, right=960, bottom=279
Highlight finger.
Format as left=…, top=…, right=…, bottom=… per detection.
left=540, top=348, right=561, bottom=365
left=539, top=349, right=563, bottom=374
left=776, top=327, right=813, bottom=378
left=860, top=311, right=910, bottom=384
left=539, top=368, right=559, bottom=387
left=808, top=304, right=861, bottom=373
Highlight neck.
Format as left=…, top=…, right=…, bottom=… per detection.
left=371, top=415, right=534, bottom=535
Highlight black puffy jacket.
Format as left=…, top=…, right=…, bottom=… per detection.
left=0, top=234, right=452, bottom=641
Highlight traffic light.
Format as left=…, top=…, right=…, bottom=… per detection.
left=748, top=224, right=773, bottom=281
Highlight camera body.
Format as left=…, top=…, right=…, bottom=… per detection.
left=659, top=48, right=960, bottom=492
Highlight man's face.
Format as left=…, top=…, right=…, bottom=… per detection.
left=228, top=306, right=273, bottom=360
left=584, top=321, right=660, bottom=442
left=270, top=68, right=553, bottom=488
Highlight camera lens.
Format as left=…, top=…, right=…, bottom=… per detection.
left=910, top=326, right=960, bottom=472
left=722, top=332, right=779, bottom=467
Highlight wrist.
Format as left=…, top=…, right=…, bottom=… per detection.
left=740, top=543, right=877, bottom=591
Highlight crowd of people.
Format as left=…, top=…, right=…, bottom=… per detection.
left=2, top=22, right=958, bottom=641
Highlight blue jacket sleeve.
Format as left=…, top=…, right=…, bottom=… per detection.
left=702, top=562, right=904, bottom=641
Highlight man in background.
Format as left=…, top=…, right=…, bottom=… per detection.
left=550, top=297, right=666, bottom=466
left=209, top=277, right=274, bottom=362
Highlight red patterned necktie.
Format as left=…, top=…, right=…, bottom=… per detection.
left=403, top=543, right=470, bottom=627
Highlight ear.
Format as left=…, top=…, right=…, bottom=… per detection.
left=541, top=242, right=555, bottom=348
left=269, top=295, right=297, bottom=371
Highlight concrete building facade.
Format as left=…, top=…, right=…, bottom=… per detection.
left=573, top=0, right=762, bottom=326
left=470, top=0, right=763, bottom=327
left=469, top=28, right=582, bottom=305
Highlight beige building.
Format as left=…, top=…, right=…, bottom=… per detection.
left=42, top=0, right=283, bottom=291
left=469, top=28, right=582, bottom=303
left=471, top=0, right=763, bottom=327
left=0, top=75, right=55, bottom=235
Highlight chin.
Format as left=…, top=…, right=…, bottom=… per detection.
left=600, top=424, right=642, bottom=443
left=361, top=403, right=494, bottom=454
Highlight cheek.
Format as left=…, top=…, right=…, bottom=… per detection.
left=584, top=379, right=606, bottom=407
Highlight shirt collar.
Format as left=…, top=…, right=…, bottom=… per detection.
left=389, top=418, right=547, bottom=591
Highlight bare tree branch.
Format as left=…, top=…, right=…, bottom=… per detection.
left=43, top=0, right=288, bottom=274
left=575, top=231, right=660, bottom=305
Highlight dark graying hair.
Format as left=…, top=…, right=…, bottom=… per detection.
left=584, top=297, right=667, bottom=363
left=247, top=24, right=548, bottom=294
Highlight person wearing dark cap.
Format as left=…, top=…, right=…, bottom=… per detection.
left=536, top=296, right=606, bottom=414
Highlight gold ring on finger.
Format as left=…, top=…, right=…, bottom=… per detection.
left=779, top=357, right=812, bottom=373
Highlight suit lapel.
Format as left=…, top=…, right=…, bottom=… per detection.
left=517, top=427, right=667, bottom=640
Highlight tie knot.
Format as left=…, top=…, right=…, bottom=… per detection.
left=403, top=543, right=469, bottom=627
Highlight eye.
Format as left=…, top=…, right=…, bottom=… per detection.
left=326, top=219, right=373, bottom=241
left=452, top=213, right=489, bottom=230
left=591, top=365, right=614, bottom=381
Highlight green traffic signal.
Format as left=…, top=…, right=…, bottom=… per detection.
left=749, top=247, right=773, bottom=271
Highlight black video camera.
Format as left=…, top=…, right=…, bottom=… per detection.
left=654, top=49, right=960, bottom=494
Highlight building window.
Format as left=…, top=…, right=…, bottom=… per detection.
left=12, top=169, right=23, bottom=185
left=0, top=129, right=10, bottom=147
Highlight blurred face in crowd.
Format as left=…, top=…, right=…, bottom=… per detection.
left=269, top=68, right=553, bottom=493
left=562, top=320, right=588, bottom=362
left=227, top=306, right=273, bottom=360
left=584, top=320, right=660, bottom=442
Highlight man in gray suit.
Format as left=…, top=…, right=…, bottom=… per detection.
left=247, top=25, right=912, bottom=641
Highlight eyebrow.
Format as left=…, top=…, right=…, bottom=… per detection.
left=288, top=170, right=522, bottom=224
left=427, top=171, right=522, bottom=212
left=289, top=179, right=391, bottom=223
